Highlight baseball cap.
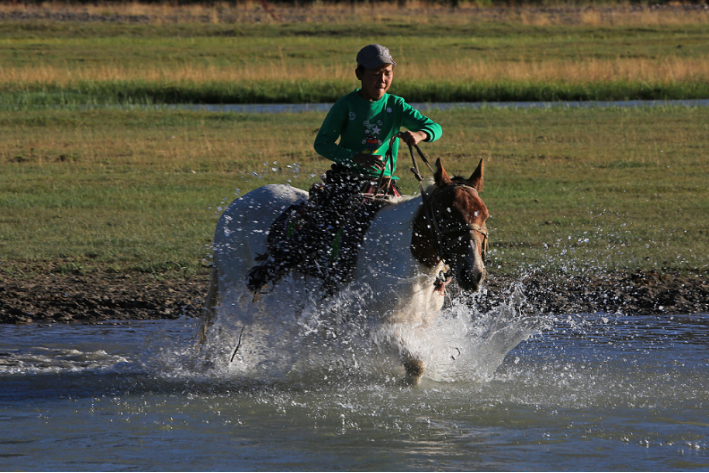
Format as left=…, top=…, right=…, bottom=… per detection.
left=356, top=44, right=396, bottom=69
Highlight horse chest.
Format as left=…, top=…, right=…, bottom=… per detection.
left=353, top=212, right=446, bottom=324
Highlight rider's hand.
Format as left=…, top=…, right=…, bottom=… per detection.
left=399, top=131, right=429, bottom=146
left=353, top=153, right=385, bottom=171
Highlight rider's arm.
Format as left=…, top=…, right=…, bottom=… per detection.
left=313, top=100, right=358, bottom=166
left=399, top=99, right=442, bottom=143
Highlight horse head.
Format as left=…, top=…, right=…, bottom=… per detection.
left=411, top=158, right=489, bottom=292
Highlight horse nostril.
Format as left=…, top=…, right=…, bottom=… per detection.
left=456, top=264, right=484, bottom=292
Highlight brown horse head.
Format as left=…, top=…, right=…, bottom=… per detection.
left=411, top=158, right=489, bottom=292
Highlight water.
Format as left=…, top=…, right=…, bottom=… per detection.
left=174, top=99, right=709, bottom=114
left=2, top=290, right=709, bottom=471
left=35, top=99, right=709, bottom=115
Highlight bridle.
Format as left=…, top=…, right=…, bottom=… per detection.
left=422, top=184, right=489, bottom=270
left=426, top=189, right=489, bottom=263
left=397, top=138, right=489, bottom=267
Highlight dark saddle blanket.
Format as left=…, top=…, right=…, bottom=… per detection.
left=261, top=192, right=389, bottom=293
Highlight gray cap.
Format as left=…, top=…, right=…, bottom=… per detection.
left=356, top=44, right=396, bottom=69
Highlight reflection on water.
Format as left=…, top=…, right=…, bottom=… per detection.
left=1, top=304, right=709, bottom=470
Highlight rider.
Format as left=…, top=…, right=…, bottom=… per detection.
left=314, top=43, right=442, bottom=196
left=246, top=44, right=443, bottom=293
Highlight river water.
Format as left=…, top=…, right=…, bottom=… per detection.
left=2, top=288, right=709, bottom=471
left=175, top=99, right=709, bottom=114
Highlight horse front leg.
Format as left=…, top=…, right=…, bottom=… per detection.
left=401, top=350, right=425, bottom=385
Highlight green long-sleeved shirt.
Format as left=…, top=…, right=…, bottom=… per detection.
left=313, top=90, right=442, bottom=179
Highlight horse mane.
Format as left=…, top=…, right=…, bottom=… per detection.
left=421, top=174, right=468, bottom=195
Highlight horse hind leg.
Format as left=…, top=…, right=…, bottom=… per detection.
left=198, top=265, right=220, bottom=345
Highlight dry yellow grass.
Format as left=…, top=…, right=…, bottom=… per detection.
left=514, top=5, right=709, bottom=27
left=2, top=1, right=708, bottom=103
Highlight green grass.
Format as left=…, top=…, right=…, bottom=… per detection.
left=1, top=105, right=708, bottom=278
left=4, top=79, right=709, bottom=107
left=2, top=21, right=709, bottom=104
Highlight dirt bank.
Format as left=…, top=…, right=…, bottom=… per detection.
left=481, top=271, right=709, bottom=317
left=0, top=272, right=206, bottom=325
left=1, top=269, right=707, bottom=324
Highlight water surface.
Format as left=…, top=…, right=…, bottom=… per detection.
left=177, top=99, right=709, bottom=114
left=2, top=305, right=708, bottom=471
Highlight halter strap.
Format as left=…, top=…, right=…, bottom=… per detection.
left=424, top=186, right=489, bottom=262
left=385, top=139, right=489, bottom=263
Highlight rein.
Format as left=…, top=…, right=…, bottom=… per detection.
left=376, top=136, right=489, bottom=285
left=402, top=141, right=489, bottom=264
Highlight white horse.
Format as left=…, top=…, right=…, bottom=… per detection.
left=200, top=159, right=489, bottom=384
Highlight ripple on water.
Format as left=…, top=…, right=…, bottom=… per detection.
left=2, top=287, right=709, bottom=471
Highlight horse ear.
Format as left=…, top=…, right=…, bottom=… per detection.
left=468, top=159, right=484, bottom=191
left=434, top=158, right=453, bottom=187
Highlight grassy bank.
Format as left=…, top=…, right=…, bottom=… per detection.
left=1, top=2, right=707, bottom=280
left=5, top=78, right=709, bottom=107
left=1, top=106, right=708, bottom=278
left=1, top=4, right=709, bottom=104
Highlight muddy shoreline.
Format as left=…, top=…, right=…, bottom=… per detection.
left=1, top=270, right=706, bottom=325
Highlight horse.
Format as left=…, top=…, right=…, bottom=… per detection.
left=199, top=158, right=489, bottom=384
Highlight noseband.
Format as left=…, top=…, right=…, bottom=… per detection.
left=434, top=219, right=489, bottom=262
left=403, top=141, right=489, bottom=271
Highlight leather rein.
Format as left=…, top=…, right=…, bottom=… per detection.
left=373, top=136, right=488, bottom=288
left=390, top=137, right=490, bottom=265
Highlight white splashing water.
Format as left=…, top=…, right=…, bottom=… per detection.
left=160, top=280, right=546, bottom=386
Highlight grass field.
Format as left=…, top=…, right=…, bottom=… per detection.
left=1, top=2, right=709, bottom=104
left=2, top=105, right=708, bottom=278
left=1, top=2, right=707, bottom=281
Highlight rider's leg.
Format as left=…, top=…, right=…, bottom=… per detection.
left=246, top=167, right=370, bottom=293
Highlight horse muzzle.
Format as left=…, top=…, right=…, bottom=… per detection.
left=452, top=239, right=486, bottom=292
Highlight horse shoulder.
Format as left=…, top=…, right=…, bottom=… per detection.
left=355, top=196, right=445, bottom=324
left=354, top=197, right=431, bottom=284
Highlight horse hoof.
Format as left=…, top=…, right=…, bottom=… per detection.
left=402, top=358, right=425, bottom=385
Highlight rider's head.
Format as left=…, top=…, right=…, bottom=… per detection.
left=355, top=44, right=396, bottom=102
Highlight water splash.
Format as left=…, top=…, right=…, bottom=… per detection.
left=156, top=279, right=546, bottom=387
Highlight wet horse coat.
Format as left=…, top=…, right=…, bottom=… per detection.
left=202, top=159, right=489, bottom=383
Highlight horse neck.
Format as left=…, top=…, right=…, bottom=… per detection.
left=362, top=195, right=434, bottom=275
left=374, top=195, right=423, bottom=230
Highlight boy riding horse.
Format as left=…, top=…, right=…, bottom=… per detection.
left=246, top=44, right=443, bottom=293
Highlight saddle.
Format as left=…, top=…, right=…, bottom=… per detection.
left=248, top=170, right=398, bottom=296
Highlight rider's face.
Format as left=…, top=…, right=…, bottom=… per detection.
left=356, top=64, right=394, bottom=101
